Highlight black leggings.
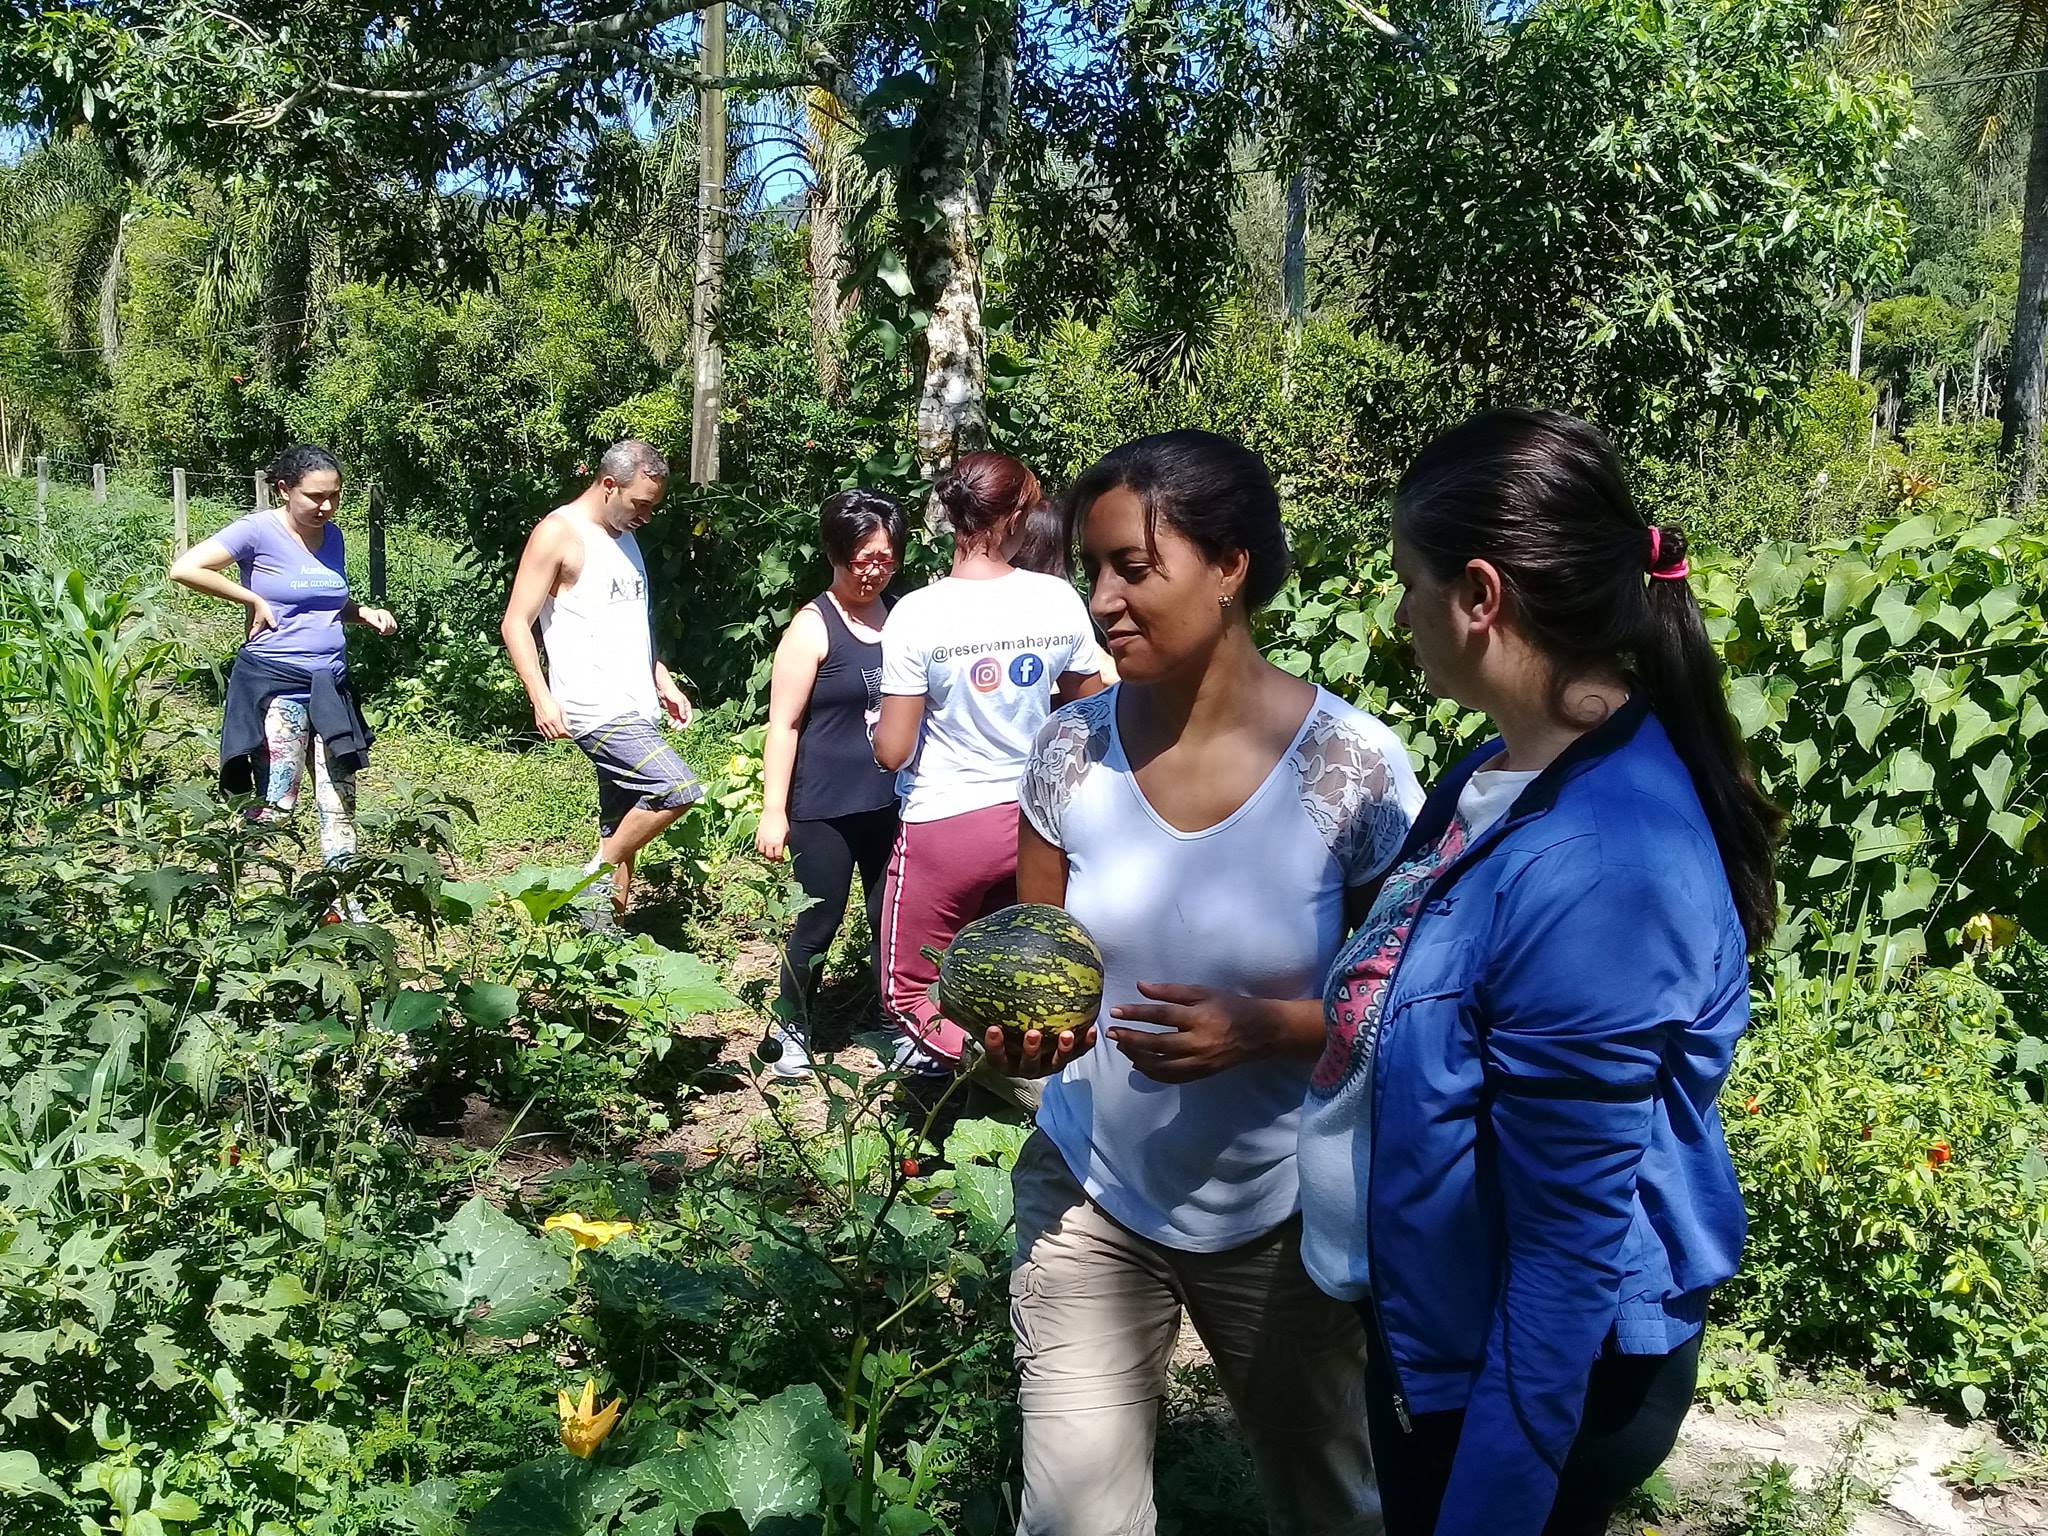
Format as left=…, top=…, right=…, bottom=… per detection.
left=1362, top=1314, right=1702, bottom=1536
left=777, top=805, right=899, bottom=1026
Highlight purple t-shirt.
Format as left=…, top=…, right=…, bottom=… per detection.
left=215, top=512, right=349, bottom=674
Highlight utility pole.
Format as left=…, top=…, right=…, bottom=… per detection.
left=690, top=2, right=728, bottom=485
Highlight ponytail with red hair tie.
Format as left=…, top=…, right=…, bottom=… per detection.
left=1647, top=526, right=1690, bottom=581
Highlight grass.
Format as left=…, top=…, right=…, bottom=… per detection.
left=370, top=729, right=596, bottom=866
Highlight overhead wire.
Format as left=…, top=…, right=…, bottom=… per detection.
left=1915, top=65, right=2048, bottom=92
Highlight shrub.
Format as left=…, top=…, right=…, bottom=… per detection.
left=1701, top=506, right=2048, bottom=969
left=290, top=246, right=660, bottom=542
left=1291, top=496, right=2048, bottom=971
left=1725, top=966, right=2048, bottom=1439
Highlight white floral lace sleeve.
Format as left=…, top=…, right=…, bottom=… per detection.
left=1294, top=708, right=1419, bottom=884
left=1019, top=692, right=1114, bottom=848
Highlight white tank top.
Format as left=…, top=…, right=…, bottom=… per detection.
left=537, top=513, right=658, bottom=733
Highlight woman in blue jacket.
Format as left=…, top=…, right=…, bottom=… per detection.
left=1298, top=409, right=1781, bottom=1536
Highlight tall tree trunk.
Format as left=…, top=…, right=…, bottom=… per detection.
left=809, top=180, right=847, bottom=402
left=1283, top=172, right=1309, bottom=323
left=1849, top=300, right=1865, bottom=380
left=258, top=221, right=313, bottom=388
left=909, top=0, right=1016, bottom=481
left=1269, top=0, right=1308, bottom=325
left=2001, top=55, right=2048, bottom=508
left=97, top=213, right=126, bottom=373
left=690, top=2, right=728, bottom=485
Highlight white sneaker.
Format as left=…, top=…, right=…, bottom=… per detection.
left=767, top=1025, right=812, bottom=1079
left=570, top=866, right=621, bottom=935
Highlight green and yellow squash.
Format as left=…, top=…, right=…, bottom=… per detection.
left=923, top=903, right=1105, bottom=1041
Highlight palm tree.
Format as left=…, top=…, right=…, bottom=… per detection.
left=803, top=84, right=864, bottom=401
left=597, top=112, right=704, bottom=370
left=1850, top=1, right=2048, bottom=505
left=191, top=185, right=333, bottom=389
left=0, top=136, right=128, bottom=370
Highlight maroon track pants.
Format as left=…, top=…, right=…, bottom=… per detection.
left=878, top=800, right=1020, bottom=1064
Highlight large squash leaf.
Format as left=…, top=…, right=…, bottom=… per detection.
left=424, top=1195, right=569, bottom=1338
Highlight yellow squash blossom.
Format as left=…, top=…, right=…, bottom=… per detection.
left=557, top=1378, right=624, bottom=1458
left=543, top=1212, right=637, bottom=1249
left=1961, top=913, right=2018, bottom=952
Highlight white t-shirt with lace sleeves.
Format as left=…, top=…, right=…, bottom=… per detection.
left=880, top=569, right=1104, bottom=823
left=1021, top=684, right=1425, bottom=1253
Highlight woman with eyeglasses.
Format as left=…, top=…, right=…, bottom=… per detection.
left=755, top=489, right=910, bottom=1076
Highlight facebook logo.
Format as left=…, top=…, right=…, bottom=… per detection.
left=1009, top=653, right=1045, bottom=688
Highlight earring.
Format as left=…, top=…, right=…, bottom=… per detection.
left=1219, top=592, right=1236, bottom=610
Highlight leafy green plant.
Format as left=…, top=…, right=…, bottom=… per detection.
left=1296, top=501, right=2048, bottom=973
left=1280, top=0, right=1914, bottom=454
left=1700, top=507, right=2048, bottom=972
left=1941, top=1443, right=2030, bottom=1494
left=1724, top=965, right=2048, bottom=1439
left=1696, top=1326, right=1784, bottom=1411
left=417, top=863, right=745, bottom=1145
left=0, top=565, right=181, bottom=809
left=455, top=1085, right=1033, bottom=1536
left=1715, top=1454, right=1872, bottom=1536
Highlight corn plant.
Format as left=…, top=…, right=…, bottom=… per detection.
left=0, top=568, right=180, bottom=809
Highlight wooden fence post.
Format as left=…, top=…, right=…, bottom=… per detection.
left=34, top=455, right=47, bottom=531
left=172, top=468, right=189, bottom=556
left=254, top=469, right=269, bottom=512
left=92, top=463, right=107, bottom=503
left=367, top=483, right=387, bottom=603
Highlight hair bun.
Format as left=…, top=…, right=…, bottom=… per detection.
left=932, top=452, right=1042, bottom=537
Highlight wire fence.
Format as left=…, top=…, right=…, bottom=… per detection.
left=8, top=451, right=391, bottom=601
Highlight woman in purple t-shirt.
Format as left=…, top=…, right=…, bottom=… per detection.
left=171, top=446, right=396, bottom=870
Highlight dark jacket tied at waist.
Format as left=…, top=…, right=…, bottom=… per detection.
left=220, top=651, right=373, bottom=795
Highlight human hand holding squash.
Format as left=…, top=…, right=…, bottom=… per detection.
left=925, top=904, right=1104, bottom=1079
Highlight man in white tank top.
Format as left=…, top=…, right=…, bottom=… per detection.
left=500, top=441, right=703, bottom=926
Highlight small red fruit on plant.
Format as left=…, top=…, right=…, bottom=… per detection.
left=1860, top=1124, right=1873, bottom=1141
left=1744, top=1096, right=1761, bottom=1115
left=900, top=1157, right=920, bottom=1178
left=1927, top=1140, right=1952, bottom=1168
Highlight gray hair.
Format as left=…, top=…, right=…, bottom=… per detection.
left=598, top=440, right=669, bottom=485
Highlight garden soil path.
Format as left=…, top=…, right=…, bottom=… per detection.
left=1652, top=1397, right=2046, bottom=1535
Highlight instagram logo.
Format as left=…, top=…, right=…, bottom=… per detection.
left=969, top=656, right=1001, bottom=692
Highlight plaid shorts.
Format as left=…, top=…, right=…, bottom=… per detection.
left=573, top=715, right=705, bottom=838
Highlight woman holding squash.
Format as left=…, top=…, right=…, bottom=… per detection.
left=994, top=430, right=1422, bottom=1535
left=1297, top=410, right=1779, bottom=1536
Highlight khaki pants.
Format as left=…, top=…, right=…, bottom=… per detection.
left=1009, top=1132, right=1380, bottom=1536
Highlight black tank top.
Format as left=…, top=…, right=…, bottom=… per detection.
left=790, top=594, right=898, bottom=821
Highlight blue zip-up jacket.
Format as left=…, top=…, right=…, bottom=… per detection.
left=1359, top=698, right=1749, bottom=1535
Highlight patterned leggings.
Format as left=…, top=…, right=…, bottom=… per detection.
left=252, top=696, right=357, bottom=866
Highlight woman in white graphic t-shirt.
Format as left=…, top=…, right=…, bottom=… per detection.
left=991, top=430, right=1422, bottom=1536
left=871, top=452, right=1107, bottom=1085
